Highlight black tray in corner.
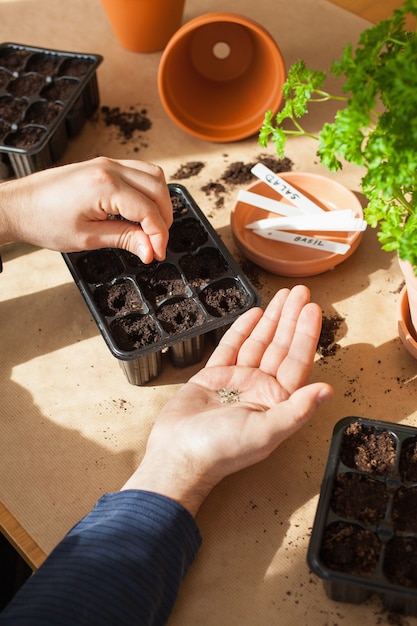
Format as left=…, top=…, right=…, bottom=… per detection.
left=308, top=416, right=417, bottom=617
left=63, top=184, right=261, bottom=385
left=0, top=42, right=103, bottom=177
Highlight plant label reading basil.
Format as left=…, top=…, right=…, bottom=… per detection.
left=251, top=162, right=325, bottom=214
left=253, top=228, right=351, bottom=254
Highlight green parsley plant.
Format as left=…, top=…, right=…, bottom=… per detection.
left=259, top=0, right=417, bottom=271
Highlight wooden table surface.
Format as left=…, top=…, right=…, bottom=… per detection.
left=329, top=0, right=406, bottom=22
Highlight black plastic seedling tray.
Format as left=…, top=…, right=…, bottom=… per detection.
left=63, top=184, right=261, bottom=385
left=308, top=416, right=417, bottom=617
left=0, top=42, right=102, bottom=177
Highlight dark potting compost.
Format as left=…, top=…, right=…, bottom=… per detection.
left=308, top=416, right=417, bottom=617
left=0, top=42, right=102, bottom=177
left=63, top=184, right=260, bottom=385
left=100, top=105, right=152, bottom=141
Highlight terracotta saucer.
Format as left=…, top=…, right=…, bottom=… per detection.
left=230, top=171, right=364, bottom=277
left=397, top=286, right=417, bottom=359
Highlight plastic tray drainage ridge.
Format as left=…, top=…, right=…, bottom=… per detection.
left=63, top=184, right=261, bottom=385
left=0, top=42, right=102, bottom=177
left=308, top=416, right=417, bottom=617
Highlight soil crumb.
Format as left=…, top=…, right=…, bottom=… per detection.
left=201, top=182, right=226, bottom=208
left=221, top=154, right=293, bottom=185
left=317, top=313, right=344, bottom=357
left=101, top=105, right=152, bottom=141
left=238, top=257, right=263, bottom=291
left=172, top=161, right=205, bottom=179
left=199, top=153, right=293, bottom=212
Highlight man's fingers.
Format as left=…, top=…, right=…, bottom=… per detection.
left=205, top=307, right=264, bottom=367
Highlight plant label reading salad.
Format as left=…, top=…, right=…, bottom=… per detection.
left=251, top=163, right=325, bottom=214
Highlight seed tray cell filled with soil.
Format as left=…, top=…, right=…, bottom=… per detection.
left=308, top=416, right=417, bottom=617
left=0, top=42, right=102, bottom=177
left=63, top=184, right=261, bottom=385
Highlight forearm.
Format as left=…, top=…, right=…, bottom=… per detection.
left=0, top=491, right=202, bottom=626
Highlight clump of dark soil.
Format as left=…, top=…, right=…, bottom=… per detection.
left=7, top=74, right=45, bottom=98
left=237, top=257, right=263, bottom=291
left=41, top=78, right=79, bottom=102
left=110, top=314, right=161, bottom=351
left=118, top=250, right=145, bottom=269
left=26, top=53, right=60, bottom=75
left=221, top=160, right=255, bottom=186
left=179, top=248, right=227, bottom=287
left=399, top=437, right=417, bottom=482
left=221, top=154, right=293, bottom=186
left=0, top=96, right=27, bottom=123
left=78, top=249, right=124, bottom=283
left=330, top=472, right=388, bottom=524
left=384, top=537, right=417, bottom=588
left=0, top=48, right=29, bottom=72
left=95, top=281, right=143, bottom=317
left=156, top=298, right=205, bottom=334
left=168, top=218, right=208, bottom=253
left=320, top=522, right=380, bottom=576
left=340, top=422, right=396, bottom=475
left=25, top=101, right=63, bottom=125
left=201, top=182, right=227, bottom=208
left=101, top=105, right=152, bottom=141
left=0, top=120, right=9, bottom=141
left=6, top=125, right=45, bottom=149
left=317, top=313, right=344, bottom=357
left=392, top=486, right=417, bottom=532
left=198, top=153, right=293, bottom=212
left=59, top=57, right=94, bottom=78
left=0, top=69, right=10, bottom=89
left=201, top=280, right=248, bottom=317
left=170, top=194, right=189, bottom=218
left=172, top=161, right=205, bottom=179
left=138, top=264, right=187, bottom=304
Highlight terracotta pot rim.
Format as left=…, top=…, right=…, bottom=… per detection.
left=158, top=12, right=286, bottom=142
left=397, top=285, right=417, bottom=359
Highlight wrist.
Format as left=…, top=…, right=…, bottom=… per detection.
left=120, top=456, right=214, bottom=517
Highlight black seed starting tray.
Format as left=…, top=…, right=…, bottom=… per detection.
left=63, top=184, right=261, bottom=385
left=308, top=416, right=417, bottom=617
left=0, top=42, right=102, bottom=177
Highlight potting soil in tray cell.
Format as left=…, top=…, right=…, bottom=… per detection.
left=62, top=183, right=261, bottom=385
left=0, top=42, right=102, bottom=177
left=308, top=416, right=417, bottom=617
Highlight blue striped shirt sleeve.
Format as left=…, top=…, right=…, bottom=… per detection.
left=0, top=490, right=202, bottom=625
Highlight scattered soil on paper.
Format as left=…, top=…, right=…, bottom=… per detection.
left=317, top=314, right=344, bottom=357
left=172, top=161, right=205, bottom=179
left=221, top=154, right=293, bottom=186
left=101, top=105, right=152, bottom=142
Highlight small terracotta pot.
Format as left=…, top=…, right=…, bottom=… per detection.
left=100, top=0, right=185, bottom=53
left=397, top=257, right=417, bottom=357
left=158, top=12, right=286, bottom=142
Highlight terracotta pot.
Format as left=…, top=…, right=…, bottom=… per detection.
left=100, top=0, right=185, bottom=53
left=397, top=257, right=417, bottom=358
left=158, top=12, right=286, bottom=142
